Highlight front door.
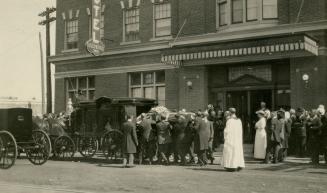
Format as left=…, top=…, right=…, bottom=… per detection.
left=225, top=90, right=272, bottom=143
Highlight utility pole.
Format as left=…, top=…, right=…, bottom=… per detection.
left=38, top=32, right=45, bottom=115
left=38, top=7, right=56, bottom=113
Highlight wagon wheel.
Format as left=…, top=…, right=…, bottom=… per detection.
left=53, top=136, right=75, bottom=158
left=102, top=130, right=123, bottom=161
left=26, top=130, right=52, bottom=165
left=78, top=137, right=98, bottom=158
left=0, top=131, right=17, bottom=169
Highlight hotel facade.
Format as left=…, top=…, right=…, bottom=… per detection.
left=51, top=0, right=327, bottom=141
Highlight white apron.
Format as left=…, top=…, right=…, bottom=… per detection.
left=254, top=118, right=267, bottom=159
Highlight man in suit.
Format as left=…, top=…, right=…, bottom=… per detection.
left=270, top=110, right=285, bottom=163
left=156, top=115, right=172, bottom=165
left=122, top=115, right=138, bottom=168
left=204, top=112, right=215, bottom=164
left=291, top=108, right=307, bottom=157
left=307, top=109, right=322, bottom=165
left=138, top=113, right=154, bottom=165
left=194, top=112, right=210, bottom=166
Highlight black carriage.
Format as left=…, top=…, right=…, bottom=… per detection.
left=0, top=108, right=51, bottom=169
left=70, top=97, right=157, bottom=160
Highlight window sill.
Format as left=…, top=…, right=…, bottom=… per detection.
left=216, top=19, right=278, bottom=32
left=120, top=40, right=141, bottom=46
left=61, top=48, right=79, bottom=53
left=150, top=35, right=173, bottom=42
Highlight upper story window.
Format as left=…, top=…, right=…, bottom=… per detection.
left=65, top=19, right=78, bottom=50
left=217, top=0, right=278, bottom=28
left=124, top=8, right=140, bottom=42
left=246, top=0, right=258, bottom=21
left=154, top=2, right=171, bottom=37
left=218, top=1, right=227, bottom=26
left=262, top=0, right=278, bottom=19
left=232, top=0, right=243, bottom=24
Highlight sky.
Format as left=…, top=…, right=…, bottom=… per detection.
left=0, top=0, right=56, bottom=101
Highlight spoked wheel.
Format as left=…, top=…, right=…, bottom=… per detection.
left=26, top=130, right=52, bottom=165
left=53, top=136, right=75, bottom=158
left=78, top=137, right=98, bottom=158
left=0, top=131, right=17, bottom=169
left=102, top=130, right=123, bottom=161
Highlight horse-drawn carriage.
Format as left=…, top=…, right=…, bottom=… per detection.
left=0, top=108, right=51, bottom=169
left=69, top=96, right=157, bottom=159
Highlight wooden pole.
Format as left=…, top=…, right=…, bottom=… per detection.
left=39, top=32, right=45, bottom=115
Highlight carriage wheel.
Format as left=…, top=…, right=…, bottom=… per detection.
left=53, top=136, right=75, bottom=158
left=102, top=130, right=123, bottom=161
left=78, top=137, right=98, bottom=158
left=27, top=130, right=52, bottom=165
left=0, top=131, right=17, bottom=169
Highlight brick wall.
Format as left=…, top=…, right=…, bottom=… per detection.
left=54, top=78, right=66, bottom=113
left=95, top=73, right=129, bottom=98
left=178, top=66, right=208, bottom=111
left=290, top=55, right=327, bottom=110
left=288, top=0, right=326, bottom=23
left=165, top=69, right=179, bottom=110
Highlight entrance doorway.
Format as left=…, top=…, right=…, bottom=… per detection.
left=226, top=89, right=272, bottom=143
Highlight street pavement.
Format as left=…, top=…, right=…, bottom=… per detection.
left=0, top=154, right=326, bottom=193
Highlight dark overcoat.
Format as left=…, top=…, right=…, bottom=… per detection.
left=157, top=121, right=172, bottom=144
left=282, top=118, right=292, bottom=148
left=194, top=117, right=210, bottom=153
left=271, top=118, right=285, bottom=143
left=122, top=121, right=138, bottom=154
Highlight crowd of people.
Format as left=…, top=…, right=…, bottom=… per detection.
left=120, top=106, right=245, bottom=171
left=120, top=102, right=327, bottom=169
left=253, top=103, right=327, bottom=165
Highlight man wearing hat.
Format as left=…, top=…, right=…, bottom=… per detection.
left=291, top=108, right=307, bottom=157
left=270, top=109, right=286, bottom=163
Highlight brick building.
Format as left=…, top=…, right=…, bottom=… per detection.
left=50, top=0, right=327, bottom=141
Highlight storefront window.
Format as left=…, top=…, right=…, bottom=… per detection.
left=66, top=76, right=95, bottom=104
left=218, top=1, right=228, bottom=26
left=246, top=0, right=258, bottom=21
left=129, top=71, right=166, bottom=105
left=262, top=0, right=278, bottom=19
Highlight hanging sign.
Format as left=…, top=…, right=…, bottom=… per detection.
left=86, top=0, right=105, bottom=56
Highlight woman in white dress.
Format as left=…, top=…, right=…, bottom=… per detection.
left=254, top=110, right=267, bottom=159
left=221, top=108, right=245, bottom=172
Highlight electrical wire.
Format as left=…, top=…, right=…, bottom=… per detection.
left=295, top=0, right=305, bottom=23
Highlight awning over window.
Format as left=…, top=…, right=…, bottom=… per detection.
left=161, top=34, right=318, bottom=66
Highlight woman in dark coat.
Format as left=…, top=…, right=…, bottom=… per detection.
left=122, top=115, right=139, bottom=167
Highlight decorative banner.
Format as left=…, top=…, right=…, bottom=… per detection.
left=86, top=0, right=105, bottom=56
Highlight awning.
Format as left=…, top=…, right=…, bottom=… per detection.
left=161, top=34, right=318, bottom=66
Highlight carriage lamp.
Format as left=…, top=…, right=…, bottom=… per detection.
left=186, top=80, right=193, bottom=89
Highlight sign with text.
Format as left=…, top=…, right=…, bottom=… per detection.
left=86, top=0, right=105, bottom=56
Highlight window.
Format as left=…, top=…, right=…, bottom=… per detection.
left=246, top=0, right=258, bottom=21
left=154, top=2, right=171, bottom=37
left=218, top=1, right=227, bottom=26
left=66, top=76, right=95, bottom=104
left=65, top=20, right=78, bottom=50
left=228, top=65, right=272, bottom=82
left=129, top=71, right=166, bottom=106
left=232, top=0, right=243, bottom=24
left=124, top=8, right=140, bottom=42
left=262, top=0, right=278, bottom=19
